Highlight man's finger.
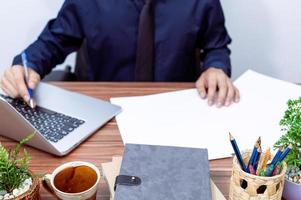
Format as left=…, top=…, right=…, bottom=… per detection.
left=1, top=77, right=19, bottom=98
left=4, top=69, right=19, bottom=91
left=13, top=67, right=30, bottom=102
left=225, top=81, right=235, bottom=106
left=1, top=86, right=15, bottom=98
left=196, top=77, right=207, bottom=99
left=234, top=86, right=240, bottom=103
left=216, top=77, right=227, bottom=107
left=207, top=78, right=217, bottom=106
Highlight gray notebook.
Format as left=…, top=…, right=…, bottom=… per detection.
left=114, top=144, right=212, bottom=200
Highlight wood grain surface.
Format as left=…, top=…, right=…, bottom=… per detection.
left=0, top=82, right=233, bottom=199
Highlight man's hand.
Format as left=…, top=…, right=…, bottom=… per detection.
left=0, top=65, right=40, bottom=103
left=196, top=67, right=240, bottom=107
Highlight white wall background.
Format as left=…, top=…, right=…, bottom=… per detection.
left=0, top=0, right=74, bottom=77
left=222, top=0, right=301, bottom=82
left=0, top=0, right=301, bottom=83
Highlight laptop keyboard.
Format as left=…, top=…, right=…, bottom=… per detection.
left=0, top=94, right=85, bottom=143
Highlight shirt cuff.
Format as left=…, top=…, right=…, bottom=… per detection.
left=202, top=61, right=231, bottom=77
left=12, top=54, right=43, bottom=77
left=202, top=49, right=231, bottom=77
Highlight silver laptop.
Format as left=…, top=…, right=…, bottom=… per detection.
left=0, top=82, right=121, bottom=156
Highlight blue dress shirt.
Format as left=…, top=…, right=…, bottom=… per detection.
left=13, top=0, right=232, bottom=81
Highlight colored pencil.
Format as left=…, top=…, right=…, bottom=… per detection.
left=271, top=146, right=283, bottom=165
left=253, top=146, right=262, bottom=171
left=278, top=144, right=292, bottom=163
left=266, top=145, right=292, bottom=176
left=256, top=148, right=271, bottom=175
left=249, top=165, right=256, bottom=175
left=229, top=133, right=247, bottom=172
left=247, top=137, right=261, bottom=173
left=264, top=163, right=275, bottom=176
left=272, top=163, right=282, bottom=176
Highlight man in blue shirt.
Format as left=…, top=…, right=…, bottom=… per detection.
left=1, top=0, right=239, bottom=107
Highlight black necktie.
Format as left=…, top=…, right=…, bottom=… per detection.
left=135, top=0, right=154, bottom=81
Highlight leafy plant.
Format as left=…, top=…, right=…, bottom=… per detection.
left=275, top=97, right=301, bottom=167
left=0, top=133, right=34, bottom=193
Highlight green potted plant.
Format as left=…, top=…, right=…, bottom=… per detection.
left=0, top=133, right=40, bottom=200
left=274, top=97, right=301, bottom=200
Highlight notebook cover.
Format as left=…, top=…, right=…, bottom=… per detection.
left=102, top=156, right=225, bottom=200
left=114, top=144, right=212, bottom=200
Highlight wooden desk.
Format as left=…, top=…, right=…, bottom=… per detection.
left=0, top=82, right=232, bottom=199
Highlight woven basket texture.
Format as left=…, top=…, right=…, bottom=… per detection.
left=229, top=151, right=287, bottom=200
left=14, top=170, right=40, bottom=200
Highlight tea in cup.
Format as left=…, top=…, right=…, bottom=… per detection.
left=43, top=161, right=101, bottom=200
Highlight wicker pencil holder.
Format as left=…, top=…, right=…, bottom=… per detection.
left=229, top=151, right=287, bottom=200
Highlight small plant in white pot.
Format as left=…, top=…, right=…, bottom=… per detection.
left=0, top=133, right=40, bottom=200
left=274, top=97, right=301, bottom=200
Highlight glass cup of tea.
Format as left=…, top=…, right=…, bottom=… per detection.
left=43, top=161, right=101, bottom=200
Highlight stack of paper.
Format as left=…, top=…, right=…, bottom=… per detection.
left=111, top=70, right=301, bottom=160
left=101, top=156, right=225, bottom=200
left=101, top=156, right=123, bottom=199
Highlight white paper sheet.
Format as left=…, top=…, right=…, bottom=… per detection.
left=111, top=70, right=301, bottom=160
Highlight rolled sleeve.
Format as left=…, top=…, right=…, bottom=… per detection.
left=198, top=0, right=232, bottom=77
left=12, top=0, right=84, bottom=78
